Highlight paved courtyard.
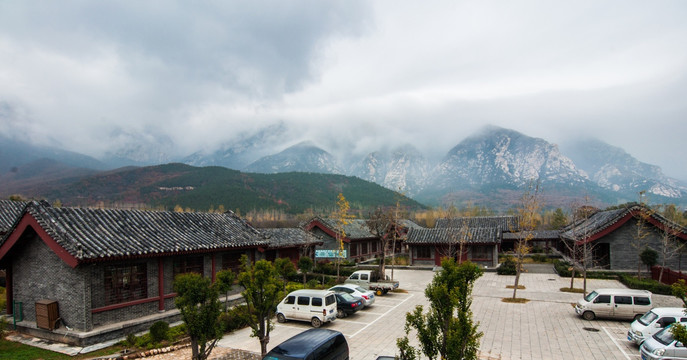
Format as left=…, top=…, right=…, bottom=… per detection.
left=216, top=267, right=683, bottom=360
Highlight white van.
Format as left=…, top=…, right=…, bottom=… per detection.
left=575, top=288, right=652, bottom=321
left=276, top=289, right=338, bottom=328
left=628, top=308, right=687, bottom=345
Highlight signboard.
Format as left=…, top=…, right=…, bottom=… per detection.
left=315, top=250, right=347, bottom=258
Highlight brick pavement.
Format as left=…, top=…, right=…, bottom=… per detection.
left=213, top=268, right=683, bottom=360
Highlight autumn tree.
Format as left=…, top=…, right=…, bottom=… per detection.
left=333, top=193, right=353, bottom=279
left=397, top=258, right=483, bottom=360
left=237, top=255, right=283, bottom=357
left=174, top=273, right=222, bottom=360
left=671, top=280, right=687, bottom=345
left=511, top=182, right=541, bottom=300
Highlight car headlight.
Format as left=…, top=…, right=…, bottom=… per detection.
left=653, top=348, right=666, bottom=356
left=633, top=330, right=643, bottom=337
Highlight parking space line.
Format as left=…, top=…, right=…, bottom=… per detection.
left=350, top=293, right=414, bottom=339
left=360, top=312, right=386, bottom=316
left=340, top=320, right=369, bottom=325
left=602, top=326, right=631, bottom=360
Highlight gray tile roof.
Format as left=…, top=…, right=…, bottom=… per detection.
left=435, top=216, right=519, bottom=232
left=261, top=228, right=322, bottom=249
left=1, top=201, right=268, bottom=262
left=406, top=227, right=500, bottom=245
left=0, top=200, right=27, bottom=234
left=306, top=218, right=377, bottom=239
left=502, top=230, right=561, bottom=240
left=560, top=204, right=687, bottom=241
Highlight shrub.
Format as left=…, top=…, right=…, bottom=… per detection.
left=497, top=256, right=517, bottom=275
left=219, top=305, right=250, bottom=332
left=149, top=321, right=169, bottom=343
left=306, top=279, right=320, bottom=289
left=531, top=254, right=548, bottom=263
left=124, top=333, right=138, bottom=347
left=618, top=274, right=672, bottom=295
left=0, top=287, right=5, bottom=313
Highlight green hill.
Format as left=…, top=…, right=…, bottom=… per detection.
left=32, top=163, right=426, bottom=214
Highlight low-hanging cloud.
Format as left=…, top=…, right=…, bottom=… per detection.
left=0, top=0, right=686, bottom=179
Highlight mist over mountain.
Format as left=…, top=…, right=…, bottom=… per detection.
left=244, top=141, right=344, bottom=175
left=560, top=138, right=686, bottom=200
left=1, top=125, right=684, bottom=209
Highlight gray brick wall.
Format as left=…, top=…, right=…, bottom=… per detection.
left=12, top=233, right=91, bottom=331
left=599, top=220, right=684, bottom=270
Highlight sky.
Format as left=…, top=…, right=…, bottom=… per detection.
left=1, top=1, right=686, bottom=179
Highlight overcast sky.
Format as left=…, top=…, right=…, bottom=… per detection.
left=1, top=1, right=686, bottom=179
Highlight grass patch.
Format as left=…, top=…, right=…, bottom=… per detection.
left=0, top=337, right=126, bottom=360
left=392, top=288, right=408, bottom=293
left=501, top=298, right=530, bottom=304
left=560, top=287, right=585, bottom=293
left=506, top=285, right=525, bottom=290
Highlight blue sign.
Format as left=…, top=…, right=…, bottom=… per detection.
left=315, top=250, right=347, bottom=258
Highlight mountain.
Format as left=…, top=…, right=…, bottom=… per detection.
left=183, top=122, right=287, bottom=170
left=561, top=138, right=686, bottom=200
left=350, top=145, right=431, bottom=197
left=0, top=134, right=106, bottom=173
left=433, top=126, right=589, bottom=188
left=0, top=163, right=426, bottom=214
left=244, top=141, right=344, bottom=175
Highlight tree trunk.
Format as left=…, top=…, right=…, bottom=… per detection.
left=259, top=322, right=270, bottom=357
left=191, top=338, right=200, bottom=360
left=569, top=267, right=576, bottom=289
left=303, top=272, right=307, bottom=286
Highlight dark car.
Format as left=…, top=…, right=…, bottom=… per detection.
left=334, top=292, right=363, bottom=318
left=263, top=328, right=349, bottom=360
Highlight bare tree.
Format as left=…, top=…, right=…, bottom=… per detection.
left=632, top=192, right=654, bottom=280
left=366, top=207, right=392, bottom=277
left=512, top=182, right=542, bottom=300
left=657, top=205, right=686, bottom=282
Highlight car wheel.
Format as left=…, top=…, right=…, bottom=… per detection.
left=277, top=313, right=286, bottom=323
left=376, top=289, right=383, bottom=296
left=311, top=317, right=322, bottom=328
left=337, top=308, right=346, bottom=318
left=582, top=311, right=595, bottom=321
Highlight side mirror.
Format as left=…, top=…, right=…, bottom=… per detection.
left=655, top=323, right=662, bottom=328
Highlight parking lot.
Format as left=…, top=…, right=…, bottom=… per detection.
left=217, top=268, right=684, bottom=360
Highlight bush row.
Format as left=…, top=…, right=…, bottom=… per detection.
left=553, top=260, right=673, bottom=295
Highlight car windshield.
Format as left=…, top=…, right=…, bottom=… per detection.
left=584, top=291, right=598, bottom=302
left=639, top=311, right=659, bottom=326
left=653, top=325, right=676, bottom=346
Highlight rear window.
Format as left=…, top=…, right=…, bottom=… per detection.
left=361, top=274, right=369, bottom=281
left=312, top=297, right=322, bottom=307
left=298, top=296, right=310, bottom=306
left=634, top=297, right=651, bottom=306
left=615, top=296, right=632, bottom=305
left=325, top=294, right=336, bottom=306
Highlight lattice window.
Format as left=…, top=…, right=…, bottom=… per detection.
left=104, top=263, right=148, bottom=306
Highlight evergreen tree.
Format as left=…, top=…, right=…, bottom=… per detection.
left=397, top=258, right=483, bottom=360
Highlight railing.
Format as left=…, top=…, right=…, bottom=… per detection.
left=651, top=265, right=687, bottom=285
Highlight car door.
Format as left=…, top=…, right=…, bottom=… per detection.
left=592, top=295, right=613, bottom=317
left=613, top=296, right=634, bottom=319
left=282, top=295, right=297, bottom=320
left=296, top=296, right=311, bottom=320
left=347, top=273, right=361, bottom=286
